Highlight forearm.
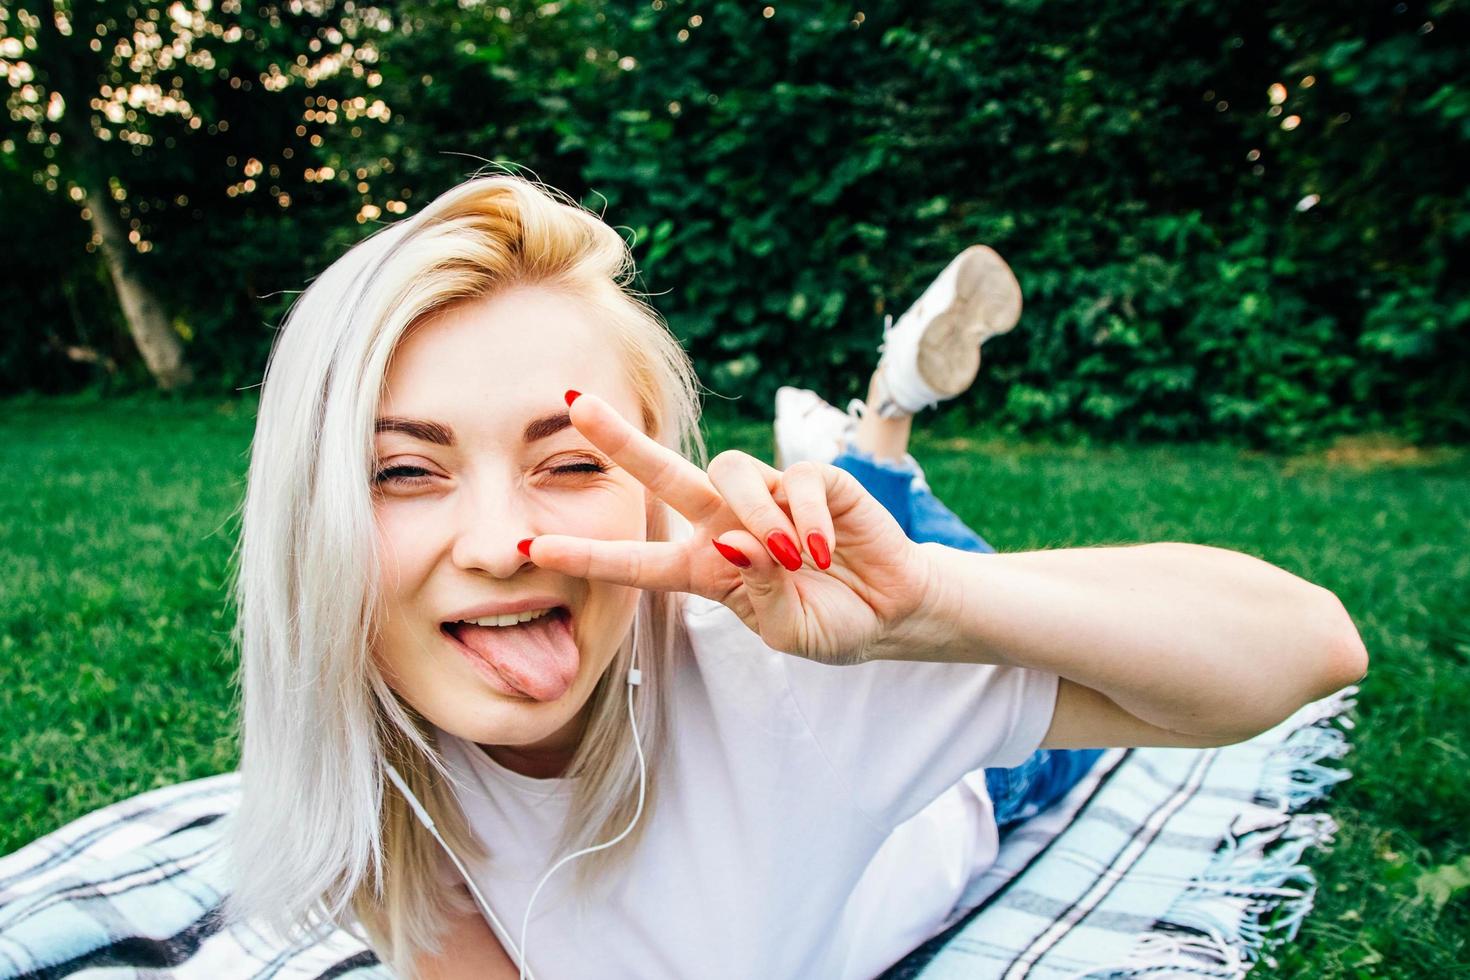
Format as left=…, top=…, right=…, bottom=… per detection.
left=882, top=541, right=1367, bottom=741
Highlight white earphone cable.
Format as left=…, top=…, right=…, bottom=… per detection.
left=383, top=762, right=532, bottom=973
left=383, top=652, right=646, bottom=980
left=515, top=662, right=645, bottom=980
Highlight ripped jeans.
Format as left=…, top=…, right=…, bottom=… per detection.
left=831, top=447, right=1103, bottom=834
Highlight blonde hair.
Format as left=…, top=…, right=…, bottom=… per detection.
left=223, top=173, right=706, bottom=975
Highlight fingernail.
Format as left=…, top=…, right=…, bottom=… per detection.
left=517, top=538, right=534, bottom=558
left=712, top=539, right=750, bottom=568
left=767, top=531, right=803, bottom=572
left=807, top=532, right=831, bottom=570
left=564, top=389, right=582, bottom=406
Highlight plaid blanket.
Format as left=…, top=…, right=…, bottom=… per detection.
left=0, top=690, right=1353, bottom=979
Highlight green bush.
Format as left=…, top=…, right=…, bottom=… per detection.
left=4, top=0, right=1465, bottom=447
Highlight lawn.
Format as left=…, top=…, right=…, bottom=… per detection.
left=1, top=394, right=1466, bottom=977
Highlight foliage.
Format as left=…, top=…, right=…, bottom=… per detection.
left=2, top=0, right=1465, bottom=446
left=0, top=0, right=396, bottom=388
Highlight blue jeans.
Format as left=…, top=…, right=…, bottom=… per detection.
left=831, top=447, right=1103, bottom=835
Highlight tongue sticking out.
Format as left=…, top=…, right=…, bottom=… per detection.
left=452, top=611, right=579, bottom=702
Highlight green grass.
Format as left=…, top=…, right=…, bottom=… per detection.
left=2, top=395, right=1467, bottom=977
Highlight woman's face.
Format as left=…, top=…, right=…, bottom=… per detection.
left=372, top=285, right=651, bottom=773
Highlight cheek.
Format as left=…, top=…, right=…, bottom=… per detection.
left=564, top=486, right=646, bottom=647
left=374, top=507, right=435, bottom=586
left=371, top=516, right=438, bottom=691
left=551, top=482, right=648, bottom=541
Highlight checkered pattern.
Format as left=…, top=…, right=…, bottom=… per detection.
left=1, top=691, right=1352, bottom=979
left=0, top=775, right=384, bottom=978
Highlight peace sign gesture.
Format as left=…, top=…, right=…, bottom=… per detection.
left=521, top=391, right=939, bottom=667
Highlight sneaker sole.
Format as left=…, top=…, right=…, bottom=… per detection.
left=914, top=245, right=1023, bottom=400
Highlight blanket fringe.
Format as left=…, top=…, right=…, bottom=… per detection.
left=1069, top=687, right=1357, bottom=980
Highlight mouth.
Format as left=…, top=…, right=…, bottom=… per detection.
left=440, top=607, right=579, bottom=702
left=444, top=605, right=570, bottom=630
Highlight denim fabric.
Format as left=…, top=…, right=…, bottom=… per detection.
left=982, top=745, right=1105, bottom=834
left=830, top=446, right=1100, bottom=833
left=829, top=448, right=997, bottom=555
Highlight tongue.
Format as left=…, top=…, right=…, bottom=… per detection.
left=455, top=613, right=579, bottom=702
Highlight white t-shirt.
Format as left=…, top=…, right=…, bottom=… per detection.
left=433, top=592, right=1058, bottom=980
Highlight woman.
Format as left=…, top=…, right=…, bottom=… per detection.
left=223, top=174, right=1366, bottom=979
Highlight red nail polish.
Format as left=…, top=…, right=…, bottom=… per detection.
left=712, top=539, right=751, bottom=568
left=564, top=389, right=582, bottom=406
left=807, top=532, right=831, bottom=570
left=517, top=538, right=534, bottom=558
left=767, top=531, right=803, bottom=572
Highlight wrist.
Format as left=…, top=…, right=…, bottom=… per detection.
left=864, top=541, right=984, bottom=664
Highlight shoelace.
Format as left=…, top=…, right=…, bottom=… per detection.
left=875, top=313, right=895, bottom=355
left=874, top=312, right=944, bottom=417
left=798, top=397, right=866, bottom=447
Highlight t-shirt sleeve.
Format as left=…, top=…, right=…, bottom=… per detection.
left=781, top=647, right=1059, bottom=833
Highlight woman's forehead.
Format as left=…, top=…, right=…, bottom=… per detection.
left=390, top=288, right=619, bottom=375
left=385, top=289, right=632, bottom=405
left=378, top=288, right=642, bottom=441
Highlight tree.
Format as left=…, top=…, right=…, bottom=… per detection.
left=1, top=0, right=394, bottom=389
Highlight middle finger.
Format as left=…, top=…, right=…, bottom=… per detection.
left=707, top=449, right=806, bottom=572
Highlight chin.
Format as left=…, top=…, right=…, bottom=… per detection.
left=454, top=673, right=591, bottom=734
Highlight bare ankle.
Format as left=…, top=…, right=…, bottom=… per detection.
left=849, top=358, right=916, bottom=460
left=852, top=405, right=913, bottom=462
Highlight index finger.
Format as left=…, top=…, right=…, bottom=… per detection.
left=566, top=390, right=725, bottom=524
left=526, top=535, right=702, bottom=596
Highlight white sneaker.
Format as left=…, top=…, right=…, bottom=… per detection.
left=871, top=245, right=1023, bottom=419
left=774, top=386, right=864, bottom=469
left=772, top=387, right=931, bottom=492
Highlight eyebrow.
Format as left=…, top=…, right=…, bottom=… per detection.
left=373, top=411, right=573, bottom=446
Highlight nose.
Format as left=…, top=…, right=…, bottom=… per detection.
left=449, top=479, right=538, bottom=579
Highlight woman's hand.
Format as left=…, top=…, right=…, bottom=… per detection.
left=521, top=391, right=936, bottom=666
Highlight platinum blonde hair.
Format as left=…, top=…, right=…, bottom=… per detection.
left=223, top=174, right=705, bottom=975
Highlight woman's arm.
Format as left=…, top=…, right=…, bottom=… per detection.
left=529, top=395, right=1365, bottom=745
left=876, top=541, right=1368, bottom=747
